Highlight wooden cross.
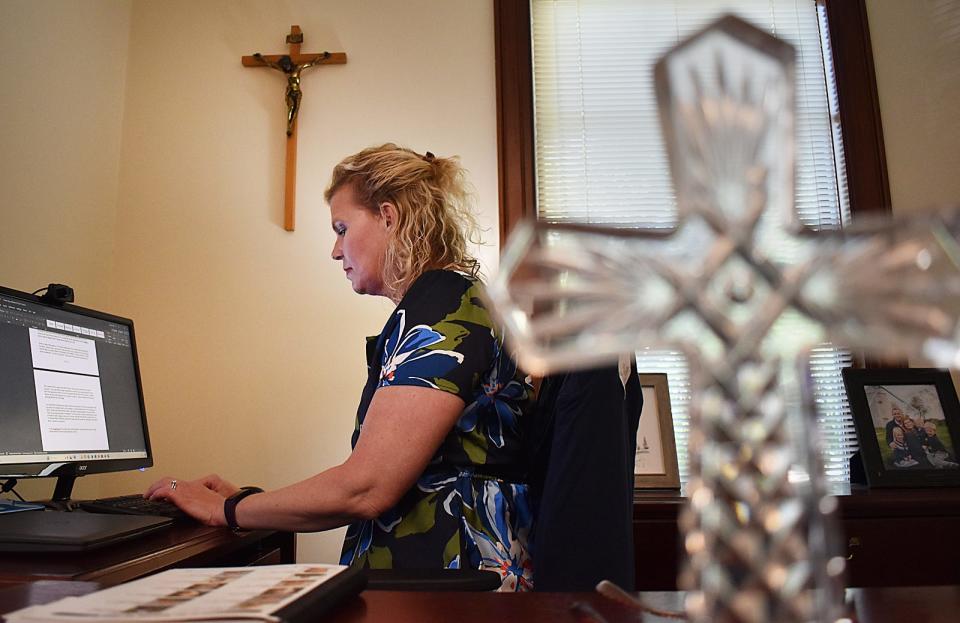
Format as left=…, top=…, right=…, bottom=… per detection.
left=242, top=25, right=347, bottom=231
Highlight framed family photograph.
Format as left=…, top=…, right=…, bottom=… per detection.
left=842, top=368, right=960, bottom=488
left=634, top=373, right=681, bottom=489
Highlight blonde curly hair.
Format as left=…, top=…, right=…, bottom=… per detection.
left=325, top=144, right=481, bottom=300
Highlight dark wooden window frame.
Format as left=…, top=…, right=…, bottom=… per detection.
left=493, top=0, right=891, bottom=244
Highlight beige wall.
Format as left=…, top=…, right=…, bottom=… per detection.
left=867, top=1, right=960, bottom=383
left=866, top=0, right=960, bottom=212
left=0, top=0, right=131, bottom=309
left=0, top=0, right=497, bottom=564
left=0, top=0, right=132, bottom=501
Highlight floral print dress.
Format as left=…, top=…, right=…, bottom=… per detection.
left=339, top=270, right=535, bottom=591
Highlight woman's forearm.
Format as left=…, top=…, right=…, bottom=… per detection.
left=231, top=462, right=383, bottom=532
left=226, top=387, right=466, bottom=532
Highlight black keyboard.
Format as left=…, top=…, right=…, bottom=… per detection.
left=79, top=494, right=190, bottom=520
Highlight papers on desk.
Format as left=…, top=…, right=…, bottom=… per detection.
left=6, top=564, right=362, bottom=623
left=0, top=500, right=45, bottom=514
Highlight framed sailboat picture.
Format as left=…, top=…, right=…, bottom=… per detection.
left=634, top=373, right=680, bottom=489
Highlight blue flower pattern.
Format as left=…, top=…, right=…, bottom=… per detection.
left=379, top=310, right=464, bottom=388
left=339, top=271, right=534, bottom=591
left=458, top=338, right=527, bottom=448
left=459, top=480, right=534, bottom=591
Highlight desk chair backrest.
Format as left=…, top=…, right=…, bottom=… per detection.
left=527, top=360, right=642, bottom=591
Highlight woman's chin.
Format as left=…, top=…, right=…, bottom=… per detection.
left=349, top=280, right=371, bottom=296
left=347, top=278, right=384, bottom=297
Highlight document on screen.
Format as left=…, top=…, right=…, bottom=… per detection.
left=29, top=328, right=100, bottom=376
left=29, top=327, right=109, bottom=452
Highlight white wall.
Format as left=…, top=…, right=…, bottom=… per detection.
left=0, top=0, right=498, bottom=564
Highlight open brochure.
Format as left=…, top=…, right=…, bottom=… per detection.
left=6, top=564, right=365, bottom=623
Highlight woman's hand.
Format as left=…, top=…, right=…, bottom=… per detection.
left=144, top=474, right=238, bottom=526
left=193, top=473, right=241, bottom=498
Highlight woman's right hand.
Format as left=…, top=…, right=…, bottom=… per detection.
left=145, top=475, right=236, bottom=526
left=194, top=474, right=240, bottom=498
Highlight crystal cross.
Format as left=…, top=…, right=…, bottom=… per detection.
left=487, top=15, right=960, bottom=623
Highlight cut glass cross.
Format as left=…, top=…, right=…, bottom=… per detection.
left=487, top=15, right=960, bottom=623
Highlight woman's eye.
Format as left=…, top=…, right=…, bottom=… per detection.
left=336, top=226, right=346, bottom=236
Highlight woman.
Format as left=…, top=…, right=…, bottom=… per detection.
left=900, top=416, right=932, bottom=469
left=146, top=144, right=534, bottom=590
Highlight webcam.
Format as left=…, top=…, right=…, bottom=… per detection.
left=36, top=283, right=75, bottom=306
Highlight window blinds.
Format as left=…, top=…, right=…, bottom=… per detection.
left=530, top=0, right=857, bottom=482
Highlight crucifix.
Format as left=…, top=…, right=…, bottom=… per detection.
left=242, top=25, right=347, bottom=231
left=489, top=15, right=960, bottom=623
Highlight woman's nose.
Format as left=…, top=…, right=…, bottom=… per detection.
left=331, top=240, right=343, bottom=261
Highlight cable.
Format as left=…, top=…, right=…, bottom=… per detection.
left=32, top=287, right=47, bottom=296
left=1, top=478, right=27, bottom=502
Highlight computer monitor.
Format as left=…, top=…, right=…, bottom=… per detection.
left=0, top=285, right=152, bottom=502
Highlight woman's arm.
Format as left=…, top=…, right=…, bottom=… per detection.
left=146, top=385, right=464, bottom=532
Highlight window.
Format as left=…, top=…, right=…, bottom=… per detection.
left=494, top=0, right=891, bottom=483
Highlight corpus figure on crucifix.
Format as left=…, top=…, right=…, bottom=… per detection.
left=243, top=25, right=346, bottom=231
left=252, top=51, right=330, bottom=136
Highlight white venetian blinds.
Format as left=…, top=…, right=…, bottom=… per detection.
left=530, top=0, right=857, bottom=482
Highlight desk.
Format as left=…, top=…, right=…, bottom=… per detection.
left=3, top=582, right=960, bottom=623
left=632, top=486, right=960, bottom=590
left=0, top=522, right=295, bottom=590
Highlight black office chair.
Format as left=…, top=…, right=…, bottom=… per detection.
left=527, top=360, right=642, bottom=591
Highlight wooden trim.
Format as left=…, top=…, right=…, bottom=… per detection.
left=494, top=0, right=536, bottom=247
left=493, top=0, right=893, bottom=241
left=823, top=0, right=892, bottom=216
left=823, top=0, right=900, bottom=368
left=285, top=120, right=298, bottom=231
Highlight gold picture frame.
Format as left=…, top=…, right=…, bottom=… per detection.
left=634, top=373, right=681, bottom=489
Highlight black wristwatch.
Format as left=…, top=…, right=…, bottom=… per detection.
left=223, top=486, right=263, bottom=531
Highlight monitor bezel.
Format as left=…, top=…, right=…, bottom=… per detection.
left=0, top=285, right=154, bottom=480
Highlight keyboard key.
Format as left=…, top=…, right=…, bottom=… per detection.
left=79, top=494, right=190, bottom=520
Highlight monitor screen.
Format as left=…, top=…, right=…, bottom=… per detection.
left=0, top=286, right=152, bottom=480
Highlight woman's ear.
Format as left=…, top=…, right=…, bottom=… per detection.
left=379, top=202, right=399, bottom=229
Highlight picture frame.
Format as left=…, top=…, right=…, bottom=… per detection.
left=842, top=368, right=960, bottom=488
left=634, top=373, right=681, bottom=489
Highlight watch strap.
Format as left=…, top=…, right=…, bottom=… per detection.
left=224, top=486, right=263, bottom=530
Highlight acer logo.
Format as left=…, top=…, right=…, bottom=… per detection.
left=78, top=465, right=88, bottom=471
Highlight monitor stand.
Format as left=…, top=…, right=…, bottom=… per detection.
left=31, top=473, right=80, bottom=511
left=45, top=473, right=78, bottom=511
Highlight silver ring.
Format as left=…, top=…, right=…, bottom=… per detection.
left=170, top=479, right=178, bottom=490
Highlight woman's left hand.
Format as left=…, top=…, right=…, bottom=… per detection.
left=145, top=476, right=228, bottom=526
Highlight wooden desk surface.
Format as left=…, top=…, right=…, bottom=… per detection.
left=4, top=582, right=960, bottom=623
left=0, top=523, right=294, bottom=588
left=328, top=588, right=960, bottom=623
